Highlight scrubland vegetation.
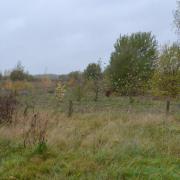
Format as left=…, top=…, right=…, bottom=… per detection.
left=0, top=2, right=180, bottom=180
left=0, top=70, right=179, bottom=180
left=0, top=97, right=179, bottom=179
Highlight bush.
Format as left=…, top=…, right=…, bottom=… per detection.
left=55, top=82, right=66, bottom=103
left=0, top=94, right=18, bottom=124
left=10, top=61, right=34, bottom=82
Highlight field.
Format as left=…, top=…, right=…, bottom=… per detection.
left=0, top=92, right=180, bottom=180
left=1, top=0, right=180, bottom=179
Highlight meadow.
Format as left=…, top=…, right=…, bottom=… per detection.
left=0, top=91, right=179, bottom=180
left=1, top=1, right=180, bottom=179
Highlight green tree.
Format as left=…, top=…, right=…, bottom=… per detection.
left=152, top=43, right=180, bottom=112
left=68, top=71, right=85, bottom=102
left=10, top=62, right=26, bottom=81
left=10, top=62, right=33, bottom=81
left=84, top=63, right=102, bottom=101
left=108, top=32, right=157, bottom=96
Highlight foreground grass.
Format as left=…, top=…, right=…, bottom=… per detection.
left=0, top=109, right=180, bottom=179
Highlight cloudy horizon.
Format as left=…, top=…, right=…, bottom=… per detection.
left=0, top=0, right=178, bottom=75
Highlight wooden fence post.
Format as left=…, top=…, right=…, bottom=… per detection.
left=68, top=100, right=73, bottom=117
left=166, top=99, right=170, bottom=116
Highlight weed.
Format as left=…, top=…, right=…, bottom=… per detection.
left=23, top=113, right=48, bottom=148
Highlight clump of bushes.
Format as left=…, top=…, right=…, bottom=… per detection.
left=0, top=94, right=18, bottom=124
left=10, top=61, right=34, bottom=82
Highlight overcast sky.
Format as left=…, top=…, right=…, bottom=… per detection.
left=0, top=0, right=178, bottom=74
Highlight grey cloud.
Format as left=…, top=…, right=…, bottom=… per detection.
left=0, top=0, right=177, bottom=74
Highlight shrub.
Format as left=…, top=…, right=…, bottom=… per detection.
left=55, top=82, right=66, bottom=103
left=10, top=61, right=34, bottom=82
left=0, top=94, right=18, bottom=124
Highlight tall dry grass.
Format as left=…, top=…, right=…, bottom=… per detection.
left=1, top=110, right=179, bottom=157
left=0, top=109, right=179, bottom=179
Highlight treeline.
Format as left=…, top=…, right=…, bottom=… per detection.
left=57, top=32, right=179, bottom=101
left=0, top=61, right=34, bottom=82
left=0, top=32, right=179, bottom=101
left=0, top=3, right=180, bottom=103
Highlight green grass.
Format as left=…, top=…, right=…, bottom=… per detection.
left=0, top=96, right=180, bottom=179
left=0, top=137, right=179, bottom=179
left=19, top=90, right=180, bottom=112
